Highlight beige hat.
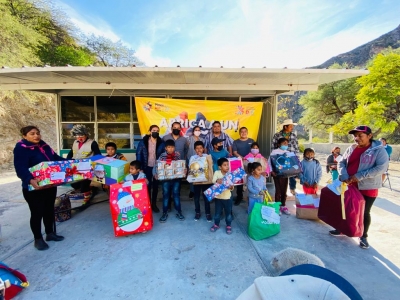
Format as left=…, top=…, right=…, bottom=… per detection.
left=282, top=119, right=298, bottom=126
left=236, top=275, right=350, bottom=300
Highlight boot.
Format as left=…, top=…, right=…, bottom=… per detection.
left=34, top=238, right=49, bottom=251
left=82, top=191, right=92, bottom=205
left=45, top=232, right=65, bottom=242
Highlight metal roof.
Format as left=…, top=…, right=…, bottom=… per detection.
left=0, top=66, right=368, bottom=95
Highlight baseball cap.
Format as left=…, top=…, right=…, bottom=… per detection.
left=211, top=137, right=226, bottom=146
left=236, top=264, right=362, bottom=300
left=348, top=125, right=372, bottom=135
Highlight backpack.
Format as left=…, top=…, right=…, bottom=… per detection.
left=0, top=262, right=29, bottom=300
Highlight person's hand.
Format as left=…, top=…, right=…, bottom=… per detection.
left=348, top=175, right=359, bottom=184
left=30, top=179, right=40, bottom=189
left=258, top=191, right=264, bottom=195
left=216, top=179, right=223, bottom=184
left=312, top=183, right=318, bottom=188
left=229, top=185, right=234, bottom=190
left=154, top=175, right=158, bottom=180
left=271, top=171, right=277, bottom=177
left=303, top=182, right=309, bottom=187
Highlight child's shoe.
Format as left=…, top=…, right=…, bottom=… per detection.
left=194, top=213, right=201, bottom=221
left=226, top=226, right=232, bottom=235
left=176, top=212, right=185, bottom=221
left=206, top=214, right=212, bottom=222
left=210, top=224, right=219, bottom=232
left=280, top=206, right=291, bottom=215
left=159, top=212, right=168, bottom=223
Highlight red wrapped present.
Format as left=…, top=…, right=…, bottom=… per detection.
left=109, top=179, right=153, bottom=237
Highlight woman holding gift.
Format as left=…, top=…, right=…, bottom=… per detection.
left=67, top=124, right=101, bottom=205
left=14, top=126, right=66, bottom=251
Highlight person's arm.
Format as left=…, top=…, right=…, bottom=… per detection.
left=316, top=161, right=322, bottom=184
left=247, top=177, right=260, bottom=194
left=353, top=149, right=389, bottom=181
left=91, top=141, right=101, bottom=155
left=271, top=134, right=278, bottom=150
left=212, top=171, right=220, bottom=183
left=293, top=135, right=300, bottom=154
left=66, top=149, right=73, bottom=159
left=13, top=145, right=34, bottom=188
left=338, top=149, right=350, bottom=181
left=52, top=152, right=66, bottom=161
left=387, top=145, right=393, bottom=157
left=232, top=141, right=241, bottom=158
left=174, top=152, right=181, bottom=160
left=136, top=140, right=144, bottom=163
left=298, top=161, right=305, bottom=184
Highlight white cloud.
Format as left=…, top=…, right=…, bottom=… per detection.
left=135, top=45, right=172, bottom=67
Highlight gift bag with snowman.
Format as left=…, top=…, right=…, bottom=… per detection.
left=109, top=179, right=153, bottom=237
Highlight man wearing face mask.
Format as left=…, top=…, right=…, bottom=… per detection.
left=272, top=119, right=300, bottom=195
left=233, top=127, right=254, bottom=205
left=136, top=125, right=165, bottom=212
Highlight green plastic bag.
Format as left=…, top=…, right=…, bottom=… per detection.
left=248, top=201, right=281, bottom=241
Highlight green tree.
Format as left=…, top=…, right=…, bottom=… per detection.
left=38, top=44, right=96, bottom=66
left=332, top=49, right=400, bottom=135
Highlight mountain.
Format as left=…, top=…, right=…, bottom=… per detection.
left=310, top=24, right=400, bottom=69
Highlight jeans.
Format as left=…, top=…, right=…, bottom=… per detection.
left=214, top=198, right=233, bottom=226
left=22, top=187, right=57, bottom=239
left=162, top=179, right=181, bottom=213
left=289, top=177, right=296, bottom=190
left=362, top=195, right=377, bottom=238
left=273, top=176, right=289, bottom=206
left=145, top=166, right=159, bottom=206
left=193, top=184, right=212, bottom=214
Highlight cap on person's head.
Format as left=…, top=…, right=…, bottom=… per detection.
left=282, top=119, right=298, bottom=126
left=165, top=139, right=175, bottom=147
left=211, top=137, right=226, bottom=146
left=348, top=125, right=372, bottom=135
left=237, top=264, right=361, bottom=300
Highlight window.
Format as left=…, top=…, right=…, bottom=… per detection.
left=61, top=123, right=94, bottom=149
left=97, top=96, right=131, bottom=122
left=133, top=123, right=141, bottom=149
left=98, top=123, right=130, bottom=149
left=61, top=96, right=94, bottom=122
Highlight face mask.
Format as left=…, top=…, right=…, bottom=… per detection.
left=304, top=157, right=314, bottom=161
left=251, top=149, right=259, bottom=155
left=217, top=145, right=223, bottom=151
left=151, top=132, right=159, bottom=138
left=172, top=129, right=180, bottom=135
left=280, top=145, right=288, bottom=151
left=194, top=131, right=201, bottom=137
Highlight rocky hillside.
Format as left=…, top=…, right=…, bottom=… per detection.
left=311, top=24, right=400, bottom=68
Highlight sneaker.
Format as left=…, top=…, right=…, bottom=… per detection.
left=329, top=230, right=344, bottom=237
left=206, top=214, right=212, bottom=222
left=359, top=237, right=370, bottom=249
left=280, top=206, right=291, bottom=215
left=290, top=189, right=296, bottom=195
left=176, top=212, right=185, bottom=221
left=189, top=191, right=194, bottom=199
left=194, top=213, right=201, bottom=221
left=159, top=212, right=168, bottom=223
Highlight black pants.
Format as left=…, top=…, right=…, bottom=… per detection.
left=273, top=176, right=289, bottom=206
left=363, top=195, right=376, bottom=238
left=236, top=185, right=243, bottom=201
left=71, top=179, right=91, bottom=193
left=145, top=166, right=159, bottom=206
left=23, top=187, right=57, bottom=239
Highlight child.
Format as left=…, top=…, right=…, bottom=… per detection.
left=299, top=148, right=322, bottom=194
left=190, top=141, right=213, bottom=221
left=154, top=139, right=185, bottom=223
left=210, top=137, right=230, bottom=172
left=105, top=142, right=127, bottom=160
left=243, top=142, right=267, bottom=163
left=125, top=160, right=148, bottom=183
left=268, top=137, right=291, bottom=215
left=210, top=158, right=234, bottom=235
left=247, top=162, right=267, bottom=214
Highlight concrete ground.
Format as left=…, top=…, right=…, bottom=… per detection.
left=1, top=155, right=400, bottom=300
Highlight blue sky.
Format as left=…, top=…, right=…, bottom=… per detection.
left=57, top=0, right=400, bottom=68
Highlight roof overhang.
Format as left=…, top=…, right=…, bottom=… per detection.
left=0, top=67, right=368, bottom=95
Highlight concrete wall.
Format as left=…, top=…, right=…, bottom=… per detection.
left=303, top=143, right=400, bottom=160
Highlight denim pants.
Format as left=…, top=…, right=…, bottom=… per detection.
left=289, top=176, right=296, bottom=190
left=193, top=184, right=212, bottom=214
left=162, top=179, right=181, bottom=213
left=214, top=198, right=233, bottom=226
left=145, top=166, right=159, bottom=206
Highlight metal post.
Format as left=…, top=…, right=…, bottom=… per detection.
left=309, top=129, right=313, bottom=143
left=329, top=131, right=334, bottom=143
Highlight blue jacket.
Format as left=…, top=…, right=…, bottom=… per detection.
left=299, top=159, right=322, bottom=185
left=338, top=140, right=389, bottom=190
left=136, top=135, right=164, bottom=169
left=13, top=139, right=65, bottom=189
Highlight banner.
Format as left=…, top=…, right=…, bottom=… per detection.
left=135, top=97, right=263, bottom=140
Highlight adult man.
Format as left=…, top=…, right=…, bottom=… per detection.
left=380, top=138, right=392, bottom=183
left=233, top=127, right=254, bottom=205
left=272, top=119, right=299, bottom=195
left=205, top=121, right=234, bottom=155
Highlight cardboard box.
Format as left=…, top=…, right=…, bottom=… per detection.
left=109, top=179, right=153, bottom=237
left=28, top=159, right=93, bottom=191
left=156, top=160, right=186, bottom=180
left=295, top=193, right=320, bottom=220
left=91, top=155, right=130, bottom=185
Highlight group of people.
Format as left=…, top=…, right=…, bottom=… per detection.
left=14, top=119, right=389, bottom=251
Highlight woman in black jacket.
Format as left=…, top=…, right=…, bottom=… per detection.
left=14, top=126, right=65, bottom=251
left=326, top=147, right=341, bottom=181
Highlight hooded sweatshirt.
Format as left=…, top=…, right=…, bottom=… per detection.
left=338, top=140, right=389, bottom=190
left=13, top=139, right=65, bottom=189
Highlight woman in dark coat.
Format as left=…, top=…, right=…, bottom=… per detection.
left=13, top=126, right=66, bottom=251
left=326, top=147, right=341, bottom=181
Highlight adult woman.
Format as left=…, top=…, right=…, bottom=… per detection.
left=186, top=125, right=206, bottom=199
left=330, top=126, right=389, bottom=249
left=326, top=147, right=341, bottom=181
left=136, top=125, right=164, bottom=212
left=13, top=126, right=66, bottom=251
left=66, top=124, right=101, bottom=205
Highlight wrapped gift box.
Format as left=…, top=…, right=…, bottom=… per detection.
left=228, top=158, right=245, bottom=185
left=156, top=160, right=186, bottom=181
left=109, top=179, right=153, bottom=237
left=28, top=159, right=93, bottom=191
left=91, top=155, right=130, bottom=185
left=295, top=193, right=320, bottom=220
left=187, top=155, right=212, bottom=183
left=204, top=167, right=246, bottom=201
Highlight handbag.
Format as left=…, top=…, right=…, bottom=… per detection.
left=270, top=153, right=302, bottom=177
left=248, top=193, right=280, bottom=240
left=54, top=193, right=72, bottom=222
